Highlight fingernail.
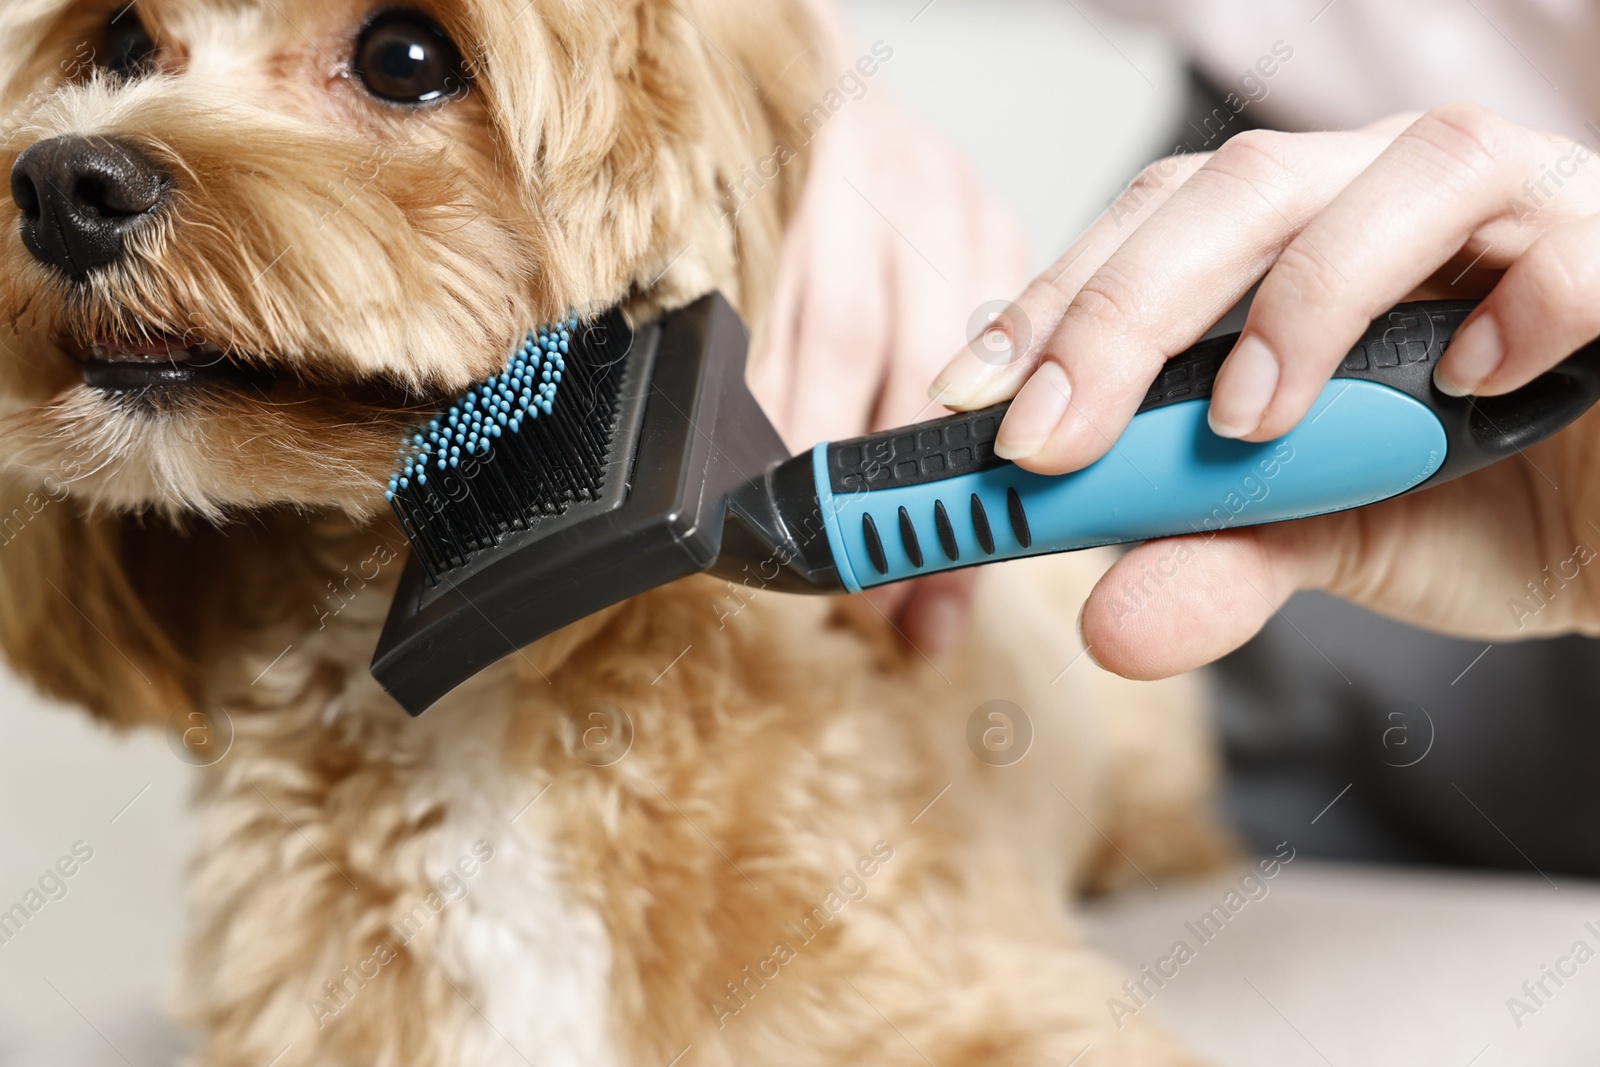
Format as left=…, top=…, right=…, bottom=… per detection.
left=1435, top=313, right=1503, bottom=397
left=1208, top=334, right=1280, bottom=439
left=929, top=328, right=1013, bottom=407
left=995, top=360, right=1072, bottom=460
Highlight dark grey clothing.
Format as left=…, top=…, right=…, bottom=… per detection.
left=1218, top=592, right=1600, bottom=877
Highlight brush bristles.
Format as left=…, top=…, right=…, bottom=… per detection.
left=386, top=313, right=631, bottom=582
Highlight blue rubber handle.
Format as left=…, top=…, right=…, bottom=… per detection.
left=815, top=382, right=1439, bottom=592
left=809, top=300, right=1600, bottom=593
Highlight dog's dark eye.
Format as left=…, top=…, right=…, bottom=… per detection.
left=103, top=9, right=158, bottom=79
left=354, top=12, right=467, bottom=105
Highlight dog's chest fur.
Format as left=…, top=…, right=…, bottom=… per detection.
left=412, top=697, right=623, bottom=1067
left=182, top=564, right=635, bottom=1066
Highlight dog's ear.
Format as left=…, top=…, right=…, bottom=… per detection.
left=0, top=476, right=196, bottom=728
left=0, top=0, right=198, bottom=728
left=457, top=0, right=825, bottom=317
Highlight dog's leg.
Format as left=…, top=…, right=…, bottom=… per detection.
left=702, top=850, right=1208, bottom=1066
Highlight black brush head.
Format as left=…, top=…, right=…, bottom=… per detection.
left=385, top=309, right=636, bottom=581
left=371, top=293, right=826, bottom=716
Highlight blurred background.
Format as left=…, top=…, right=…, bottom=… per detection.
left=3, top=1, right=1598, bottom=1064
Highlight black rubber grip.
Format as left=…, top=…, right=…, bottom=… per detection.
left=823, top=300, right=1600, bottom=496
left=824, top=334, right=1233, bottom=495
left=827, top=410, right=1003, bottom=493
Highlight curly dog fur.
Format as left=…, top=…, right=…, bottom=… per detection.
left=0, top=2, right=1229, bottom=1063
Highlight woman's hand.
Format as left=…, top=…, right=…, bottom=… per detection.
left=758, top=91, right=1027, bottom=654
left=928, top=104, right=1600, bottom=677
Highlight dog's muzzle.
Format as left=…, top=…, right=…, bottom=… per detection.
left=10, top=135, right=169, bottom=280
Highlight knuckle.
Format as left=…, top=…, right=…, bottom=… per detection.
left=1407, top=101, right=1507, bottom=175
left=1016, top=268, right=1079, bottom=324
left=1059, top=259, right=1147, bottom=337
left=1264, top=239, right=1344, bottom=311
left=1128, top=156, right=1180, bottom=195
left=1206, top=129, right=1298, bottom=190
left=1112, top=154, right=1196, bottom=220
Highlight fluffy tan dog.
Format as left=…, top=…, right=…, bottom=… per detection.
left=0, top=1, right=1228, bottom=1064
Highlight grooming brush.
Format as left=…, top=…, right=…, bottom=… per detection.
left=373, top=293, right=1600, bottom=714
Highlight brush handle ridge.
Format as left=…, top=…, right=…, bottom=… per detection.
left=808, top=301, right=1600, bottom=593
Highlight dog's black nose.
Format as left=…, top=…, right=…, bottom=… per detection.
left=10, top=135, right=168, bottom=280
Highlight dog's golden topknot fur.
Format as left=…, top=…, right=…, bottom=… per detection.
left=0, top=2, right=1228, bottom=1065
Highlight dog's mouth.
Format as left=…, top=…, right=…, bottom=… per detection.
left=53, top=330, right=454, bottom=422
left=68, top=334, right=278, bottom=393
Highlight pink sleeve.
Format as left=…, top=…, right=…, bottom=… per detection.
left=1085, top=0, right=1600, bottom=142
